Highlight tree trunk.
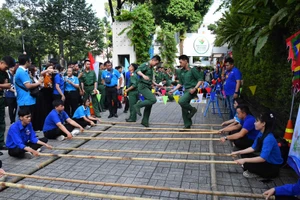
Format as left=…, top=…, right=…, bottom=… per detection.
left=59, top=37, right=64, bottom=61
left=179, top=30, right=185, bottom=55
left=108, top=0, right=115, bottom=22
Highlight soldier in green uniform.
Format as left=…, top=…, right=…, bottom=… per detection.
left=97, top=62, right=106, bottom=112
left=163, top=68, right=172, bottom=86
left=0, top=56, right=15, bottom=152
left=124, top=63, right=139, bottom=122
left=169, top=55, right=204, bottom=129
left=155, top=66, right=164, bottom=84
left=80, top=60, right=101, bottom=117
left=134, top=55, right=161, bottom=127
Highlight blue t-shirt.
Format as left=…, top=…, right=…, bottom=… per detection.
left=15, top=66, right=36, bottom=106
left=224, top=67, right=242, bottom=96
left=240, top=114, right=259, bottom=140
left=234, top=113, right=241, bottom=124
left=43, top=109, right=69, bottom=132
left=275, top=179, right=300, bottom=196
left=252, top=132, right=283, bottom=165
left=6, top=120, right=38, bottom=149
left=53, top=73, right=65, bottom=95
left=73, top=105, right=91, bottom=119
left=101, top=69, right=120, bottom=87
left=64, top=75, right=79, bottom=92
left=125, top=71, right=131, bottom=87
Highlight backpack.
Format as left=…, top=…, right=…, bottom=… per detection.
left=104, top=72, right=113, bottom=84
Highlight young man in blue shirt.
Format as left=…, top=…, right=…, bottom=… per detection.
left=220, top=105, right=259, bottom=149
left=15, top=55, right=42, bottom=131
left=101, top=61, right=121, bottom=118
left=223, top=57, right=242, bottom=119
left=64, top=67, right=80, bottom=117
left=6, top=109, right=52, bottom=159
left=43, top=99, right=84, bottom=141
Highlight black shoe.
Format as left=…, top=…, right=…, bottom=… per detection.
left=0, top=152, right=3, bottom=156
left=114, top=114, right=118, bottom=118
left=123, top=110, right=128, bottom=113
left=126, top=119, right=136, bottom=122
left=134, top=105, right=141, bottom=116
left=0, top=145, right=8, bottom=150
left=108, top=114, right=113, bottom=118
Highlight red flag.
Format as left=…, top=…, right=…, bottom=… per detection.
left=88, top=52, right=95, bottom=70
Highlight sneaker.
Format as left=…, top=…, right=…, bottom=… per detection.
left=85, top=125, right=91, bottom=130
left=243, top=170, right=259, bottom=178
left=24, top=152, right=34, bottom=159
left=0, top=175, right=7, bottom=182
left=36, top=146, right=44, bottom=152
left=71, top=128, right=80, bottom=136
left=56, top=135, right=65, bottom=141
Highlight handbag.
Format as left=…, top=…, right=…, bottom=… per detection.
left=15, top=81, right=40, bottom=98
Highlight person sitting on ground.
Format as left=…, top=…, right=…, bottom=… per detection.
left=232, top=112, right=283, bottom=179
left=72, top=98, right=100, bottom=129
left=43, top=99, right=84, bottom=141
left=219, top=105, right=259, bottom=150
left=263, top=180, right=300, bottom=200
left=219, top=98, right=243, bottom=134
left=6, top=109, right=52, bottom=159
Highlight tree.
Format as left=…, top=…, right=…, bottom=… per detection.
left=102, top=17, right=113, bottom=60
left=207, top=24, right=217, bottom=34
left=0, top=8, right=22, bottom=57
left=37, top=0, right=104, bottom=62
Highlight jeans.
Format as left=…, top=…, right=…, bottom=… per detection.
left=226, top=95, right=235, bottom=119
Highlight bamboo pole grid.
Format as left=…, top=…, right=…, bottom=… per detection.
left=72, top=136, right=220, bottom=141
left=84, top=130, right=220, bottom=134
left=2, top=173, right=274, bottom=199
left=100, top=121, right=222, bottom=127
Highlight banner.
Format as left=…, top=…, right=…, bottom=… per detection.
left=288, top=105, right=300, bottom=176
left=249, top=85, right=257, bottom=95
left=88, top=52, right=95, bottom=70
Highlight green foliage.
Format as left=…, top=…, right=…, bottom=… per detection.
left=156, top=27, right=177, bottom=69
left=215, top=0, right=300, bottom=131
left=116, top=4, right=155, bottom=64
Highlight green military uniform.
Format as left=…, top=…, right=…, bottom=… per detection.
left=0, top=71, right=8, bottom=147
left=80, top=70, right=101, bottom=117
left=155, top=71, right=164, bottom=84
left=178, top=66, right=204, bottom=128
left=127, top=72, right=139, bottom=121
left=134, top=62, right=156, bottom=127
left=97, top=69, right=106, bottom=111
left=163, top=72, right=171, bottom=86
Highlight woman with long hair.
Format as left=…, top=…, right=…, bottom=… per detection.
left=232, top=112, right=283, bottom=178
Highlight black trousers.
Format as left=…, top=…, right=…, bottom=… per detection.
left=124, top=96, right=129, bottom=112
left=233, top=136, right=254, bottom=150
left=43, top=124, right=75, bottom=139
left=64, top=91, right=79, bottom=117
left=52, top=94, right=62, bottom=101
left=8, top=137, right=48, bottom=158
left=73, top=118, right=97, bottom=128
left=0, top=160, right=2, bottom=168
left=6, top=97, right=17, bottom=124
left=242, top=153, right=281, bottom=178
left=105, top=86, right=118, bottom=115
left=276, top=196, right=299, bottom=200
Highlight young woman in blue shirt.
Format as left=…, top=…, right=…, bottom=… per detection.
left=232, top=112, right=283, bottom=179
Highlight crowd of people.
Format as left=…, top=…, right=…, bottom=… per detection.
left=0, top=54, right=299, bottom=199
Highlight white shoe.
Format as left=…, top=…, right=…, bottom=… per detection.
left=71, top=128, right=80, bottom=136
left=24, top=152, right=34, bottom=159
left=243, top=170, right=259, bottom=178
left=85, top=125, right=91, bottom=130
left=0, top=175, right=7, bottom=182
left=56, top=135, right=65, bottom=141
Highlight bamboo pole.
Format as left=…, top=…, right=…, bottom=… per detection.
left=96, top=124, right=214, bottom=132
left=85, top=131, right=219, bottom=135
left=52, top=147, right=235, bottom=157
left=100, top=121, right=221, bottom=127
left=0, top=182, right=150, bottom=200
left=4, top=173, right=274, bottom=199
left=38, top=153, right=236, bottom=164
left=73, top=137, right=220, bottom=141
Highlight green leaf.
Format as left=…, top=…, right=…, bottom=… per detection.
left=269, top=7, right=289, bottom=29
left=254, top=34, right=269, bottom=56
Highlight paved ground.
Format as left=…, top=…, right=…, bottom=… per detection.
left=0, top=100, right=298, bottom=200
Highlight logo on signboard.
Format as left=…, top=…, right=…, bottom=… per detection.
left=193, top=37, right=209, bottom=54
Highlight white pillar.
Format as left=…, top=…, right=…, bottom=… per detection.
left=189, top=56, right=193, bottom=64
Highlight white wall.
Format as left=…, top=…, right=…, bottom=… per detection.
left=112, top=21, right=136, bottom=66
